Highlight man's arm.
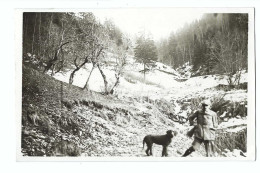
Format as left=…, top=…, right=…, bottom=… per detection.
left=212, top=112, right=218, bottom=128
left=189, top=111, right=198, bottom=126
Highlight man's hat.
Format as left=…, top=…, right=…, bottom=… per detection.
left=201, top=100, right=211, bottom=106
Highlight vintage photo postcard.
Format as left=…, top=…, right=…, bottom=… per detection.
left=15, top=8, right=255, bottom=161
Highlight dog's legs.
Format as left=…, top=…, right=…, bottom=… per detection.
left=164, top=146, right=168, bottom=156
left=162, top=146, right=166, bottom=157
left=149, top=144, right=153, bottom=156
left=145, top=143, right=151, bottom=156
left=145, top=147, right=150, bottom=156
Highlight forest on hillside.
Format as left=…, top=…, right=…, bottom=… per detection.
left=23, top=12, right=131, bottom=94
left=23, top=13, right=248, bottom=87
left=157, top=14, right=248, bottom=79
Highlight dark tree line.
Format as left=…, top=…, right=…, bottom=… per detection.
left=23, top=12, right=130, bottom=94
left=157, top=13, right=248, bottom=80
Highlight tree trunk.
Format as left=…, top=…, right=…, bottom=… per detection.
left=182, top=46, right=185, bottom=65
left=24, top=16, right=28, bottom=49
left=43, top=41, right=70, bottom=74
left=69, top=67, right=79, bottom=84
left=48, top=13, right=53, bottom=42
left=97, top=64, right=108, bottom=94
left=32, top=13, right=37, bottom=54
left=83, top=64, right=95, bottom=90
left=188, top=44, right=192, bottom=64
left=109, top=73, right=121, bottom=95
left=143, top=63, right=146, bottom=81
left=69, top=57, right=89, bottom=84
left=38, top=13, right=41, bottom=57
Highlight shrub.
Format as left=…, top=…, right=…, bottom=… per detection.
left=154, top=98, right=175, bottom=115
left=210, top=94, right=247, bottom=120
left=38, top=115, right=55, bottom=135
left=214, top=82, right=247, bottom=91
left=215, top=128, right=247, bottom=153
left=61, top=99, right=73, bottom=109
left=180, top=102, right=190, bottom=111
left=81, top=99, right=89, bottom=106
left=50, top=139, right=82, bottom=156
left=210, top=94, right=229, bottom=113
left=236, top=82, right=247, bottom=90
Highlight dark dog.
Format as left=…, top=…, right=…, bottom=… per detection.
left=143, top=130, right=177, bottom=157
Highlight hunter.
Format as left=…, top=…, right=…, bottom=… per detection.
left=182, top=100, right=218, bottom=157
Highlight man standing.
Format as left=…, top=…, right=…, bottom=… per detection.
left=182, top=100, right=218, bottom=157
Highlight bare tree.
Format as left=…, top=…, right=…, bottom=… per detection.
left=68, top=13, right=102, bottom=84
left=108, top=37, right=130, bottom=94
left=69, top=55, right=89, bottom=84
left=207, top=30, right=246, bottom=86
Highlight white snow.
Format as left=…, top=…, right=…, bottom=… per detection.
left=224, top=90, right=247, bottom=102
left=218, top=117, right=247, bottom=132
left=49, top=54, right=248, bottom=157
left=53, top=63, right=118, bottom=92
left=52, top=54, right=248, bottom=105
left=222, top=149, right=246, bottom=157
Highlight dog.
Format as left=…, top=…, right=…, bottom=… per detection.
left=143, top=130, right=177, bottom=157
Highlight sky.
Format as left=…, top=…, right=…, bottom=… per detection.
left=91, top=8, right=204, bottom=41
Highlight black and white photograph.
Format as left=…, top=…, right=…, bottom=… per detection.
left=16, top=8, right=255, bottom=161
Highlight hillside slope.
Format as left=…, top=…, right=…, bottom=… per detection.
left=22, top=65, right=197, bottom=157
left=21, top=63, right=247, bottom=157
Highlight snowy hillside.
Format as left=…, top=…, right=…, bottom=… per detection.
left=41, top=54, right=248, bottom=157
left=21, top=51, right=248, bottom=158
left=52, top=54, right=247, bottom=105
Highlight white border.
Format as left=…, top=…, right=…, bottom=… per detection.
left=15, top=7, right=255, bottom=162
left=246, top=7, right=256, bottom=161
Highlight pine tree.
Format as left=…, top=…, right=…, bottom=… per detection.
left=134, top=36, right=158, bottom=80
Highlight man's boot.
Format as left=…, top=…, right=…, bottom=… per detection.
left=182, top=147, right=195, bottom=157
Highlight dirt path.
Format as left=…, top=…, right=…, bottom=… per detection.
left=81, top=123, right=206, bottom=157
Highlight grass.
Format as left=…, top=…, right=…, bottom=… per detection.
left=50, top=139, right=82, bottom=156
left=215, top=128, right=247, bottom=153
left=22, top=64, right=141, bottom=156
left=22, top=65, right=99, bottom=156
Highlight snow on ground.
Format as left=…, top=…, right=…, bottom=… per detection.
left=51, top=58, right=248, bottom=114
left=117, top=77, right=161, bottom=97
left=154, top=62, right=181, bottom=77
left=118, top=74, right=227, bottom=101
left=52, top=53, right=248, bottom=104
left=176, top=62, right=193, bottom=78
left=223, top=149, right=246, bottom=157
left=145, top=70, right=180, bottom=88
left=184, top=75, right=225, bottom=89
left=49, top=57, right=248, bottom=158
left=218, top=117, right=247, bottom=132
left=52, top=56, right=248, bottom=126
left=224, top=90, right=247, bottom=102
left=53, top=63, right=117, bottom=92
